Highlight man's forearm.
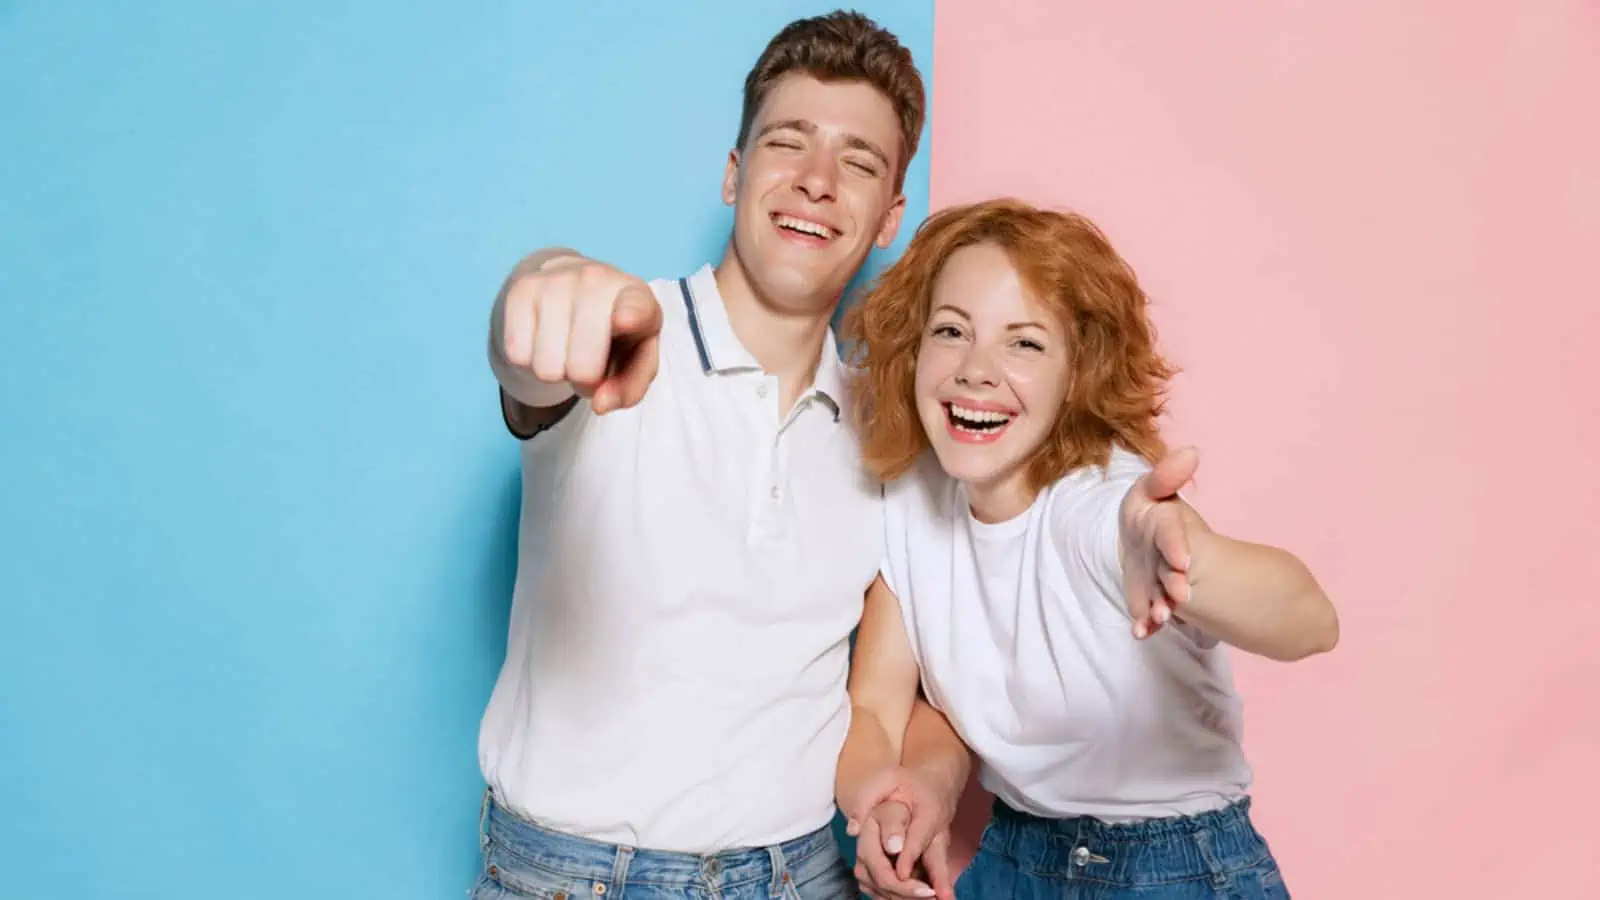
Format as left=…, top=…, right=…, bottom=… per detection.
left=899, top=698, right=971, bottom=805
left=1180, top=524, right=1339, bottom=661
left=488, top=246, right=584, bottom=408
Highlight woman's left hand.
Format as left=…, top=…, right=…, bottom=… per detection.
left=1118, top=446, right=1202, bottom=638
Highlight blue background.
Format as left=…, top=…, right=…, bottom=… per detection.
left=0, top=2, right=932, bottom=897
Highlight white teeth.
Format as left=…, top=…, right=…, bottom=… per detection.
left=774, top=214, right=833, bottom=239
left=949, top=403, right=1011, bottom=424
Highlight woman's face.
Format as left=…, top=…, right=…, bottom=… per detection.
left=913, top=243, right=1072, bottom=517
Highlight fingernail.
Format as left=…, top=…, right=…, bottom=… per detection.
left=884, top=836, right=904, bottom=854
left=1134, top=622, right=1147, bottom=639
left=1156, top=606, right=1169, bottom=624
left=916, top=888, right=935, bottom=898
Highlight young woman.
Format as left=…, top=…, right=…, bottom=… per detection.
left=834, top=199, right=1338, bottom=899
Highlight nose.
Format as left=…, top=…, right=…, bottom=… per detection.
left=954, top=345, right=1000, bottom=388
left=793, top=150, right=838, bottom=203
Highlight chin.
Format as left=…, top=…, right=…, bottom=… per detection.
left=927, top=443, right=1002, bottom=487
left=770, top=272, right=848, bottom=316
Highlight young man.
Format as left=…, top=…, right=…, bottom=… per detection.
left=474, top=12, right=964, bottom=900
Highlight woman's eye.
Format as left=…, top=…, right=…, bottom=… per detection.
left=1015, top=339, right=1044, bottom=352
left=931, top=324, right=962, bottom=339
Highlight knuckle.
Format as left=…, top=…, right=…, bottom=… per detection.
left=503, top=335, right=530, bottom=367
left=576, top=262, right=619, bottom=291
left=530, top=352, right=565, bottom=383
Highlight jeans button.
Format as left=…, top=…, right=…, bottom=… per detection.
left=1072, top=846, right=1091, bottom=867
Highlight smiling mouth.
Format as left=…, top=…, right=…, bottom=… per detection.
left=945, top=402, right=1015, bottom=437
left=772, top=213, right=837, bottom=242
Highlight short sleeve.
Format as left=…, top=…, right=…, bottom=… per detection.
left=1047, top=464, right=1144, bottom=618
left=1046, top=452, right=1221, bottom=649
left=879, top=473, right=919, bottom=602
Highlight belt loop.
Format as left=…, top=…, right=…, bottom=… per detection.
left=478, top=788, right=492, bottom=849
left=767, top=843, right=788, bottom=898
left=610, top=845, right=635, bottom=895
left=1193, top=828, right=1230, bottom=890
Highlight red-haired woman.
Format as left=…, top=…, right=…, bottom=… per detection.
left=834, top=199, right=1338, bottom=900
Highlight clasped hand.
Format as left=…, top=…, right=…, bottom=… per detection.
left=841, top=766, right=959, bottom=900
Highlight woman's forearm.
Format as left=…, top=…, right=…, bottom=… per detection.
left=1180, top=523, right=1339, bottom=661
left=836, top=706, right=903, bottom=811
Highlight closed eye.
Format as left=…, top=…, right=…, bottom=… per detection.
left=930, top=323, right=964, bottom=340
left=1013, top=338, right=1045, bottom=352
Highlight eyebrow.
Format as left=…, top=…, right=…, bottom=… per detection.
left=757, top=118, right=893, bottom=172
left=931, top=303, right=1049, bottom=333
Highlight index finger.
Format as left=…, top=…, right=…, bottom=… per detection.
left=894, top=804, right=941, bottom=880
left=857, top=814, right=932, bottom=899
left=610, top=283, right=661, bottom=339
left=922, top=833, right=955, bottom=900
left=595, top=333, right=658, bottom=413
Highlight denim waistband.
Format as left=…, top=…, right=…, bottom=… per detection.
left=985, top=796, right=1273, bottom=887
left=479, top=791, right=838, bottom=895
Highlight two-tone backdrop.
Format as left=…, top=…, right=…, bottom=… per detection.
left=3, top=2, right=1594, bottom=898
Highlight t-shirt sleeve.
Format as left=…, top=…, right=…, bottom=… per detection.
left=1047, top=454, right=1220, bottom=649
left=1047, top=462, right=1144, bottom=618
left=878, top=472, right=919, bottom=601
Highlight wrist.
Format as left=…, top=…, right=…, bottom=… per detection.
left=1184, top=525, right=1224, bottom=597
left=908, top=754, right=967, bottom=810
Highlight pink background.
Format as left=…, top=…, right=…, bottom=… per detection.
left=930, top=2, right=1600, bottom=896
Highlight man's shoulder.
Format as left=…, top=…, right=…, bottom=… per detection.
left=882, top=452, right=953, bottom=519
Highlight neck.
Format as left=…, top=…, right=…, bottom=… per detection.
left=714, top=245, right=838, bottom=406
left=964, top=473, right=1038, bottom=525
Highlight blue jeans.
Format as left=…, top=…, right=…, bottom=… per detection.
left=471, top=791, right=856, bottom=899
left=955, top=797, right=1289, bottom=899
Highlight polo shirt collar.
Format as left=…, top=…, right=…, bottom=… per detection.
left=678, top=264, right=844, bottom=420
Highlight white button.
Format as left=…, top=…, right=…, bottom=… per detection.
left=1072, top=846, right=1091, bottom=866
left=769, top=485, right=781, bottom=501
left=756, top=383, right=768, bottom=399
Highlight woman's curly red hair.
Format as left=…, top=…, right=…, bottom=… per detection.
left=842, top=197, right=1175, bottom=488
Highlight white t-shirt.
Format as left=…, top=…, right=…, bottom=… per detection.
left=478, top=264, right=884, bottom=852
left=881, top=448, right=1252, bottom=821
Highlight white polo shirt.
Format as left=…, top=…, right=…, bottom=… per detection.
left=882, top=449, right=1253, bottom=822
left=478, top=264, right=884, bottom=853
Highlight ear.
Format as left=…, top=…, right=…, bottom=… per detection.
left=874, top=192, right=907, bottom=249
left=722, top=149, right=741, bottom=206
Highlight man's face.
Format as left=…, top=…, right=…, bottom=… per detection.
left=723, top=73, right=907, bottom=317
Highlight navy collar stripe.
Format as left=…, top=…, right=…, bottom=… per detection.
left=678, top=277, right=713, bottom=372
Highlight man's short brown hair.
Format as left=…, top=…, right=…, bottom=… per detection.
left=736, top=10, right=925, bottom=191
